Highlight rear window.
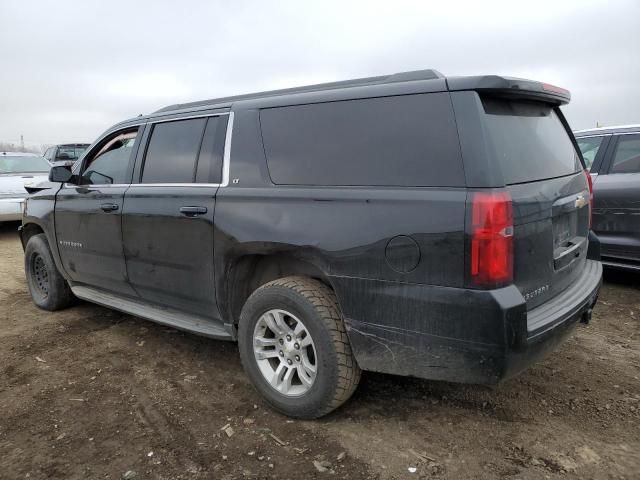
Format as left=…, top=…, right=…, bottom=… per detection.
left=260, top=93, right=464, bottom=187
left=481, top=98, right=581, bottom=184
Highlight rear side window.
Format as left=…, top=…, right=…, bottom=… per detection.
left=260, top=93, right=464, bottom=187
left=576, top=136, right=604, bottom=170
left=195, top=116, right=227, bottom=184
left=481, top=98, right=580, bottom=185
left=141, top=118, right=206, bottom=183
left=610, top=135, right=640, bottom=174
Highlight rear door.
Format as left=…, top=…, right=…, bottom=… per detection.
left=452, top=92, right=589, bottom=309
left=121, top=113, right=229, bottom=319
left=592, top=133, right=640, bottom=266
left=54, top=127, right=141, bottom=295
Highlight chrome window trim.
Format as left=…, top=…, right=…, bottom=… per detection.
left=62, top=184, right=130, bottom=188
left=62, top=111, right=234, bottom=189
left=574, top=124, right=640, bottom=134
left=575, top=134, right=610, bottom=139
left=149, top=111, right=229, bottom=124
left=220, top=111, right=234, bottom=187
left=128, top=183, right=222, bottom=188
left=576, top=132, right=639, bottom=139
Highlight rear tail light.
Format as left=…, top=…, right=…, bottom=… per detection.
left=584, top=169, right=593, bottom=229
left=470, top=191, right=513, bottom=287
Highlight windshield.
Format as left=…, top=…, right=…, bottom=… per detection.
left=481, top=98, right=581, bottom=184
left=0, top=156, right=51, bottom=174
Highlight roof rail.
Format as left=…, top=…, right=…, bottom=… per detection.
left=153, top=69, right=444, bottom=114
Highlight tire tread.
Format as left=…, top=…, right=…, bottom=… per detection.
left=247, top=276, right=361, bottom=417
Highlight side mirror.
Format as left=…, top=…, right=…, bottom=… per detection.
left=49, top=165, right=75, bottom=183
left=56, top=152, right=72, bottom=160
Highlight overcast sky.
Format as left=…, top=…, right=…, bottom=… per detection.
left=1, top=0, right=638, bottom=148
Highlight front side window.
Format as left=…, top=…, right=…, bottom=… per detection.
left=576, top=136, right=604, bottom=170
left=610, top=135, right=640, bottom=174
left=141, top=118, right=207, bottom=183
left=81, top=129, right=138, bottom=185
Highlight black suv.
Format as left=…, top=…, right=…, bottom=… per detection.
left=575, top=125, right=640, bottom=271
left=21, top=70, right=602, bottom=418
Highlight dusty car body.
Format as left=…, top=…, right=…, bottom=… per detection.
left=21, top=70, right=602, bottom=418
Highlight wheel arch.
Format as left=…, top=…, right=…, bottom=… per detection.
left=19, top=222, right=46, bottom=250
left=222, top=254, right=337, bottom=330
left=20, top=220, right=70, bottom=283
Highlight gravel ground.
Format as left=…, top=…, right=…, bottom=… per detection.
left=1, top=221, right=638, bottom=479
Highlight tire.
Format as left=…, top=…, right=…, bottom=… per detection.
left=24, top=233, right=75, bottom=311
left=238, top=276, right=361, bottom=419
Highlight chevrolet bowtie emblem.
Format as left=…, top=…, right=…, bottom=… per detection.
left=575, top=194, right=588, bottom=209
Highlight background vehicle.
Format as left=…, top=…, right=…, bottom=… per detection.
left=0, top=152, right=50, bottom=222
left=21, top=70, right=601, bottom=418
left=575, top=125, right=640, bottom=271
left=43, top=143, right=90, bottom=166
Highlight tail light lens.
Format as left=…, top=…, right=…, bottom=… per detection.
left=470, top=191, right=513, bottom=287
left=584, top=169, right=593, bottom=229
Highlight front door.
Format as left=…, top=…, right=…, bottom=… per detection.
left=592, top=133, right=640, bottom=265
left=54, top=126, right=141, bottom=296
left=122, top=113, right=229, bottom=319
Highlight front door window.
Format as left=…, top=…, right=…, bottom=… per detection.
left=81, top=130, right=138, bottom=185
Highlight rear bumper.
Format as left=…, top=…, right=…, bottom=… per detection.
left=0, top=197, right=24, bottom=221
left=334, top=259, right=602, bottom=384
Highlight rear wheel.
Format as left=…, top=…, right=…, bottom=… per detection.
left=25, top=234, right=75, bottom=311
left=238, top=276, right=361, bottom=418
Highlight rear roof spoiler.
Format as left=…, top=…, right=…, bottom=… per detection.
left=446, top=75, right=571, bottom=105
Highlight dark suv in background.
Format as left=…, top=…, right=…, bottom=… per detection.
left=43, top=143, right=90, bottom=166
left=21, top=70, right=601, bottom=418
left=575, top=125, right=640, bottom=271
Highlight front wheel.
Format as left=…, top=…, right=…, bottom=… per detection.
left=24, top=233, right=75, bottom=311
left=238, top=276, right=361, bottom=419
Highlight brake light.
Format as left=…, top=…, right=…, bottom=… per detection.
left=541, top=82, right=570, bottom=97
left=470, top=191, right=513, bottom=287
left=584, top=169, right=593, bottom=229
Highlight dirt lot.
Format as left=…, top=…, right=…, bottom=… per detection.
left=1, top=221, right=638, bottom=480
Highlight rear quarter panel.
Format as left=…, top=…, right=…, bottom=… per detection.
left=214, top=107, right=466, bottom=322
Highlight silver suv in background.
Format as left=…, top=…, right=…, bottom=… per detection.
left=575, top=125, right=640, bottom=271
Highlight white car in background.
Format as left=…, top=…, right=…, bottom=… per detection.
left=0, top=152, right=51, bottom=222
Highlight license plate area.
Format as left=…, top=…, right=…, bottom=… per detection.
left=552, top=210, right=586, bottom=270
left=553, top=211, right=577, bottom=251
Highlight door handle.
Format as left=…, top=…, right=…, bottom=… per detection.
left=100, top=203, right=119, bottom=212
left=180, top=206, right=208, bottom=217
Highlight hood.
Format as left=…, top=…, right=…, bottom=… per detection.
left=0, top=173, right=50, bottom=197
